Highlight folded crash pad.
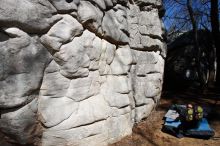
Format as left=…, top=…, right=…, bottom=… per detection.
left=184, top=118, right=215, bottom=138
left=162, top=107, right=215, bottom=138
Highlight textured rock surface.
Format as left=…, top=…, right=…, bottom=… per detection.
left=0, top=0, right=166, bottom=146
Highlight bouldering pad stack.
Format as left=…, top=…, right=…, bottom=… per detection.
left=162, top=105, right=215, bottom=139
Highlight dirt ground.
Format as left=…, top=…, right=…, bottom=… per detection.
left=110, top=90, right=220, bottom=146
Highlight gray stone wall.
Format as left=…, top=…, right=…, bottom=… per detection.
left=0, top=0, right=166, bottom=146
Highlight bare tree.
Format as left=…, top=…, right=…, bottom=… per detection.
left=186, top=0, right=205, bottom=86
left=210, top=0, right=220, bottom=85
left=163, top=0, right=220, bottom=87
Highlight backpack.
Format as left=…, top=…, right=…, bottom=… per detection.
left=185, top=104, right=203, bottom=122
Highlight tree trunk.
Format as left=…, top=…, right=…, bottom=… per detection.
left=211, top=0, right=220, bottom=85
left=207, top=43, right=217, bottom=87
left=187, top=0, right=205, bottom=86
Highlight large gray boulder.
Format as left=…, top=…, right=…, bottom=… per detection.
left=0, top=0, right=166, bottom=146
left=48, top=0, right=79, bottom=13
left=0, top=28, right=50, bottom=108
left=0, top=28, right=50, bottom=146
left=0, top=0, right=61, bottom=33
left=0, top=99, right=40, bottom=145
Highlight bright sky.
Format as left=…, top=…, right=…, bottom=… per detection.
left=162, top=0, right=219, bottom=32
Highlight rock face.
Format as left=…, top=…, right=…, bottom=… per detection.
left=0, top=0, right=166, bottom=146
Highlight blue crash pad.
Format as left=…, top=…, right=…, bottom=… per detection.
left=164, top=118, right=214, bottom=131
left=185, top=118, right=215, bottom=137
left=163, top=117, right=215, bottom=138
left=163, top=105, right=215, bottom=138
left=191, top=118, right=213, bottom=131
left=164, top=118, right=181, bottom=128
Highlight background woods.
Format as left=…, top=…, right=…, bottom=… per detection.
left=163, top=0, right=220, bottom=90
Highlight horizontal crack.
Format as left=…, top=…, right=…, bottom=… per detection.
left=65, top=118, right=108, bottom=131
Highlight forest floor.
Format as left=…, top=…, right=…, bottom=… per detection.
left=110, top=89, right=220, bottom=146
